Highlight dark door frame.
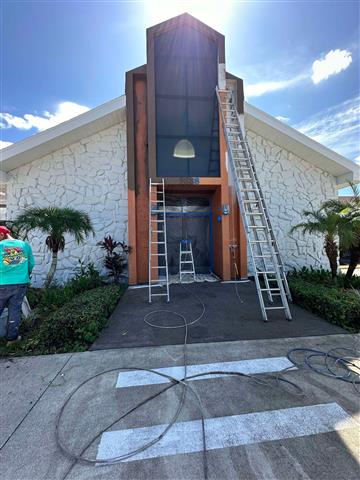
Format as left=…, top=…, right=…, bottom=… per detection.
left=165, top=210, right=214, bottom=273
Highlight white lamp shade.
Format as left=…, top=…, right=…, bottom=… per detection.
left=173, top=139, right=195, bottom=159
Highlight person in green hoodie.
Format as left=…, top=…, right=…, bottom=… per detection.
left=0, top=226, right=35, bottom=344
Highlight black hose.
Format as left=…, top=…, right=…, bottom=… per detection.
left=56, top=285, right=359, bottom=480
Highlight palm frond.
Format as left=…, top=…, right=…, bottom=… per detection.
left=13, top=207, right=94, bottom=250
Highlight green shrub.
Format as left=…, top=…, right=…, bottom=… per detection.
left=289, top=277, right=360, bottom=332
left=288, top=266, right=360, bottom=290
left=37, top=285, right=125, bottom=353
left=27, top=262, right=104, bottom=314
left=70, top=261, right=105, bottom=292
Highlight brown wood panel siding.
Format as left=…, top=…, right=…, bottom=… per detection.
left=238, top=213, right=248, bottom=279
left=226, top=72, right=244, bottom=114
left=126, top=65, right=148, bottom=285
left=134, top=76, right=149, bottom=284
left=211, top=186, right=223, bottom=277
left=218, top=103, right=231, bottom=280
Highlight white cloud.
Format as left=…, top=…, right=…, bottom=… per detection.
left=275, top=115, right=290, bottom=123
left=0, top=140, right=13, bottom=149
left=245, top=75, right=306, bottom=98
left=295, top=96, right=360, bottom=160
left=311, top=49, right=352, bottom=84
left=245, top=48, right=353, bottom=98
left=354, top=155, right=360, bottom=165
left=0, top=101, right=90, bottom=133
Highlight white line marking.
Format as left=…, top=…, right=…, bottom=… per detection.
left=116, top=357, right=295, bottom=388
left=97, top=403, right=356, bottom=463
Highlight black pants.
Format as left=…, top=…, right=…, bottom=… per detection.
left=0, top=284, right=27, bottom=340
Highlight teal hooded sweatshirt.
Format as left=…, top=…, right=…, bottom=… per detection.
left=0, top=239, right=35, bottom=285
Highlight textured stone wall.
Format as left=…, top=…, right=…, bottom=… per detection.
left=5, top=118, right=337, bottom=286
left=245, top=129, right=337, bottom=272
left=6, top=122, right=127, bottom=287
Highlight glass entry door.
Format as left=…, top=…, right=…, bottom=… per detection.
left=163, top=195, right=212, bottom=275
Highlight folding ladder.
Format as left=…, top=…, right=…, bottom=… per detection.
left=179, top=240, right=196, bottom=283
left=148, top=178, right=170, bottom=303
left=216, top=87, right=292, bottom=321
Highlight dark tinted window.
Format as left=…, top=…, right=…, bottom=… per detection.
left=155, top=26, right=220, bottom=177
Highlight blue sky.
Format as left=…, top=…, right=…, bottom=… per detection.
left=1, top=0, right=359, bottom=193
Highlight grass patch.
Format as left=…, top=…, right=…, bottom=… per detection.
left=0, top=284, right=126, bottom=357
left=288, top=268, right=360, bottom=332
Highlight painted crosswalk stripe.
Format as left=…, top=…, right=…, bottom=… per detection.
left=116, top=356, right=296, bottom=388
left=97, top=402, right=356, bottom=463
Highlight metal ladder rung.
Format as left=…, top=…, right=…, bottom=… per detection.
left=265, top=306, right=286, bottom=310
left=250, top=240, right=274, bottom=243
left=149, top=178, right=170, bottom=303
left=179, top=240, right=196, bottom=283
left=217, top=87, right=292, bottom=321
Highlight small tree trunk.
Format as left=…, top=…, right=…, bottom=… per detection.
left=325, top=236, right=338, bottom=279
left=45, top=251, right=58, bottom=288
left=345, top=246, right=360, bottom=280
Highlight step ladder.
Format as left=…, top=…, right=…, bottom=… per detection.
left=179, top=240, right=196, bottom=283
left=148, top=178, right=170, bottom=303
left=216, top=87, right=292, bottom=321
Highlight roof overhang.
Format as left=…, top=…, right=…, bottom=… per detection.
left=1, top=93, right=358, bottom=188
left=0, top=95, right=126, bottom=174
left=244, top=102, right=359, bottom=187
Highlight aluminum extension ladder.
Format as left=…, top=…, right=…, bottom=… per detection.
left=179, top=239, right=196, bottom=283
left=148, top=178, right=170, bottom=303
left=216, top=87, right=292, bottom=321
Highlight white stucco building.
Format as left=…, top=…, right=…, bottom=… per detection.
left=0, top=14, right=358, bottom=287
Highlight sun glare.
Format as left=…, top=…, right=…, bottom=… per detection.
left=144, top=0, right=233, bottom=31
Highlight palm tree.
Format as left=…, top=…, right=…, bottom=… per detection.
left=14, top=207, right=94, bottom=287
left=290, top=208, right=342, bottom=278
left=322, top=183, right=360, bottom=280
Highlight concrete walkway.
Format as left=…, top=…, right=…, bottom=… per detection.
left=92, top=281, right=347, bottom=351
left=1, top=333, right=359, bottom=480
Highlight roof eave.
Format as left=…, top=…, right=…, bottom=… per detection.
left=0, top=95, right=126, bottom=173
left=244, top=102, right=359, bottom=187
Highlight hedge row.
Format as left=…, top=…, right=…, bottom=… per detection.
left=36, top=284, right=125, bottom=353
left=289, top=277, right=360, bottom=332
